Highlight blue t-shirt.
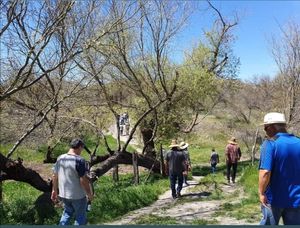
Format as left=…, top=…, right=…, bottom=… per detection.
left=259, top=133, right=300, bottom=208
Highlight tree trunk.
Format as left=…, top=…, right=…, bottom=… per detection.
left=132, top=152, right=139, bottom=184
left=0, top=152, right=52, bottom=192
left=112, top=165, right=119, bottom=182
left=141, top=127, right=156, bottom=158
left=251, top=128, right=259, bottom=166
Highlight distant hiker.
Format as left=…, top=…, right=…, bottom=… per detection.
left=225, top=137, right=241, bottom=184
left=119, top=114, right=125, bottom=135
left=179, top=141, right=191, bottom=186
left=165, top=140, right=187, bottom=199
left=51, top=139, right=94, bottom=225
left=124, top=112, right=130, bottom=135
left=210, top=148, right=219, bottom=174
left=259, top=112, right=300, bottom=225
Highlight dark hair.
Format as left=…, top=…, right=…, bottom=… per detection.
left=70, top=138, right=85, bottom=149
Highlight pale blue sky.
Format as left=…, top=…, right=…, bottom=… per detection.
left=173, top=1, right=300, bottom=80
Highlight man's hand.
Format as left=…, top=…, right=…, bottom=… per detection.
left=51, top=190, right=58, bottom=202
left=183, top=171, right=187, bottom=175
left=87, top=193, right=94, bottom=202
left=259, top=193, right=268, bottom=207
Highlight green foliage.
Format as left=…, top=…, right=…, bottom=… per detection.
left=134, top=215, right=178, bottom=225
left=88, top=174, right=169, bottom=224
left=191, top=218, right=218, bottom=225
left=1, top=182, right=61, bottom=225
left=1, top=173, right=169, bottom=225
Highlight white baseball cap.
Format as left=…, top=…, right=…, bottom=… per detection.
left=261, top=112, right=286, bottom=125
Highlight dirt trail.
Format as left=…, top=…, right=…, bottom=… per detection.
left=106, top=176, right=257, bottom=225
left=108, top=124, right=142, bottom=153
left=106, top=126, right=258, bottom=225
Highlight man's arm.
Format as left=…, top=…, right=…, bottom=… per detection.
left=51, top=173, right=58, bottom=202
left=258, top=169, right=271, bottom=206
left=80, top=175, right=94, bottom=201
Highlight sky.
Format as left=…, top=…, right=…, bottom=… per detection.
left=174, top=1, right=300, bottom=81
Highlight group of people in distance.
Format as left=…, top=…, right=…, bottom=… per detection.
left=118, top=112, right=130, bottom=136
left=164, top=136, right=242, bottom=200
left=51, top=112, right=300, bottom=225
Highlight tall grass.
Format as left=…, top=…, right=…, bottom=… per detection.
left=1, top=173, right=169, bottom=225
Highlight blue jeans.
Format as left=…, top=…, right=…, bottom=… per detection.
left=59, top=197, right=87, bottom=225
left=169, top=173, right=183, bottom=198
left=260, top=204, right=300, bottom=225
left=211, top=163, right=217, bottom=173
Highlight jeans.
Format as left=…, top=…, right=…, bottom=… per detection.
left=211, top=163, right=217, bottom=173
left=260, top=204, right=300, bottom=225
left=226, top=162, right=237, bottom=182
left=59, top=197, right=87, bottom=225
left=169, top=173, right=183, bottom=198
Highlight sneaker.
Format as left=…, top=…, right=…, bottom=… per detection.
left=183, top=183, right=187, bottom=187
left=176, top=192, right=181, bottom=198
left=172, top=195, right=177, bottom=199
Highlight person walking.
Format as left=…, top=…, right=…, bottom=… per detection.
left=51, top=139, right=94, bottom=225
left=179, top=141, right=191, bottom=187
left=165, top=140, right=187, bottom=199
left=259, top=112, right=300, bottom=225
left=210, top=148, right=219, bottom=174
left=225, top=137, right=241, bottom=184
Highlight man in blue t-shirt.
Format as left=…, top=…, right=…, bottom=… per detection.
left=259, top=112, right=300, bottom=225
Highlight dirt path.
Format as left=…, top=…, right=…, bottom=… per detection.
left=106, top=126, right=258, bottom=225
left=105, top=176, right=257, bottom=225
left=108, top=124, right=142, bottom=153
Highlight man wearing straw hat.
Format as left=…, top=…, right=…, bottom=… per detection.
left=258, top=112, right=300, bottom=225
left=165, top=139, right=187, bottom=199
left=179, top=141, right=191, bottom=186
left=225, top=136, right=241, bottom=184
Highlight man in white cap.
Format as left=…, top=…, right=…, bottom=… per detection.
left=165, top=140, right=187, bottom=199
left=259, top=112, right=300, bottom=225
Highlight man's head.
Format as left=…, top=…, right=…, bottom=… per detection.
left=228, top=137, right=237, bottom=145
left=262, top=112, right=287, bottom=137
left=70, top=138, right=85, bottom=153
left=179, top=141, right=189, bottom=150
left=169, top=139, right=180, bottom=150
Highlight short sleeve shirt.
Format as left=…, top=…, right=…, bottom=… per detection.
left=53, top=153, right=88, bottom=199
left=259, top=133, right=300, bottom=208
left=165, top=150, right=186, bottom=174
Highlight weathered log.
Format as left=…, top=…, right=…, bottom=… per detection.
left=0, top=152, right=52, bottom=192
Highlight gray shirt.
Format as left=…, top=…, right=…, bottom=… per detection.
left=165, top=149, right=186, bottom=174
left=53, top=153, right=87, bottom=199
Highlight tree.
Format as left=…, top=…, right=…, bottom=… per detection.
left=271, top=21, right=300, bottom=130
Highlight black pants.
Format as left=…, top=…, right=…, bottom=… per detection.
left=226, top=162, right=237, bottom=182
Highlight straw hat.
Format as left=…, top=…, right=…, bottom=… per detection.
left=179, top=141, right=189, bottom=150
left=228, top=137, right=237, bottom=145
left=169, top=139, right=180, bottom=148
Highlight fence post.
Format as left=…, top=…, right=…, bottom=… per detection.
left=113, top=165, right=119, bottom=182
left=133, top=152, right=139, bottom=184
left=251, top=128, right=259, bottom=166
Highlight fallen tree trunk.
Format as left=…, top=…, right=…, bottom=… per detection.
left=0, top=152, right=52, bottom=192
left=1, top=151, right=161, bottom=192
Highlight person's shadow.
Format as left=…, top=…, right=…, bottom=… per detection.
left=34, top=192, right=60, bottom=224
